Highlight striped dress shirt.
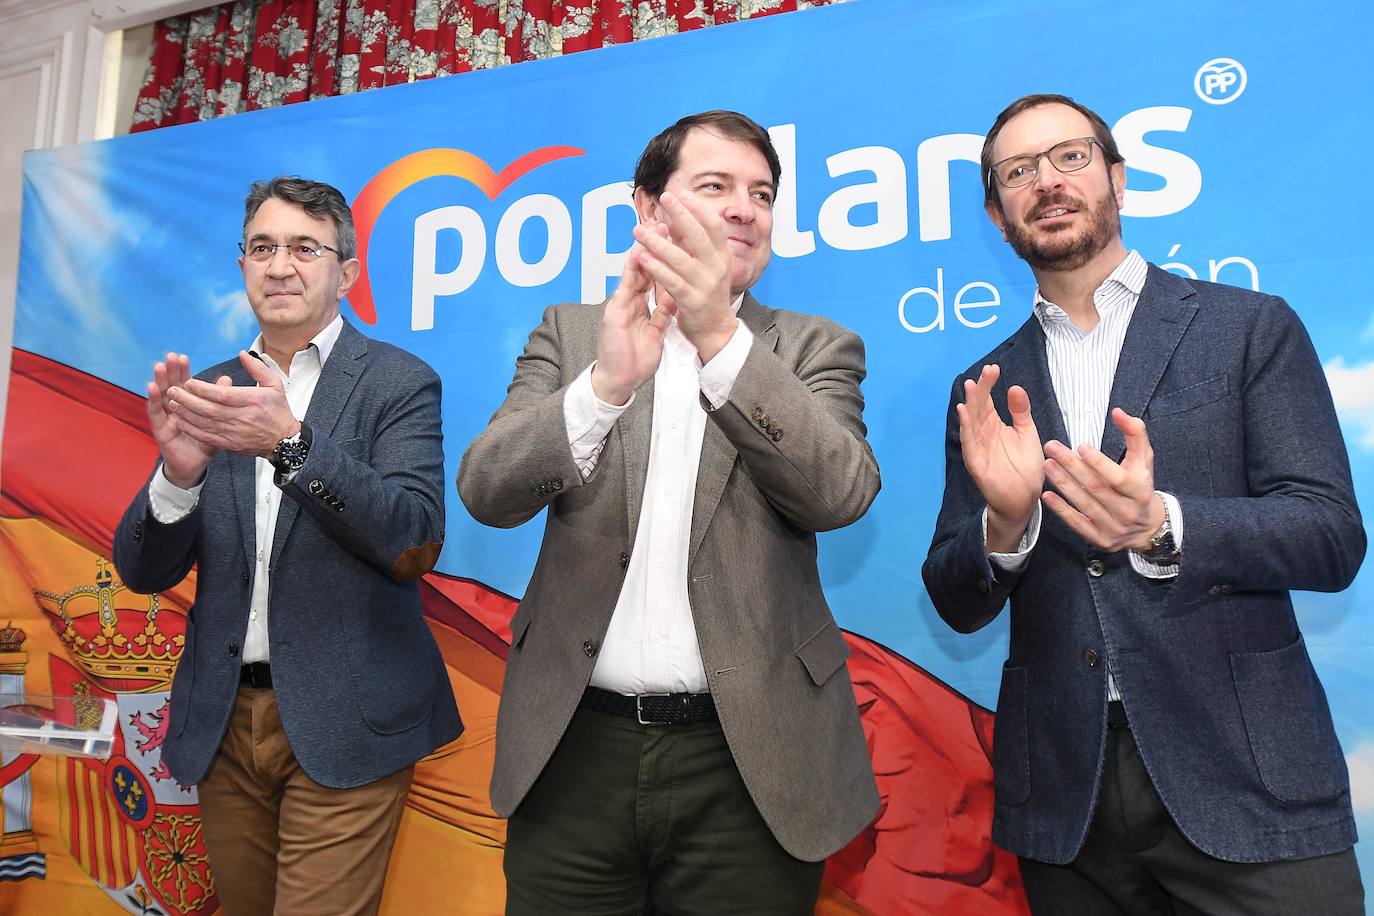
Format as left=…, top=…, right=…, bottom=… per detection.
left=988, top=250, right=1181, bottom=700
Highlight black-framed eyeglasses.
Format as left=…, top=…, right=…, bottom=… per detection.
left=988, top=137, right=1102, bottom=190
left=238, top=240, right=343, bottom=263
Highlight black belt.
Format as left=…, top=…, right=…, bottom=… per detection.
left=580, top=686, right=717, bottom=726
left=239, top=662, right=273, bottom=689
left=1107, top=700, right=1129, bottom=729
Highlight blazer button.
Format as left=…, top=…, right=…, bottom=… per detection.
left=752, top=407, right=764, bottom=422
left=132, top=520, right=144, bottom=541
left=771, top=429, right=783, bottom=442
left=309, top=479, right=325, bottom=496
left=618, top=551, right=630, bottom=569
left=759, top=415, right=771, bottom=430
left=552, top=478, right=563, bottom=491
left=242, top=572, right=250, bottom=584
left=582, top=639, right=597, bottom=657
left=228, top=643, right=239, bottom=658
left=1087, top=559, right=1105, bottom=577
left=1083, top=648, right=1099, bottom=667
left=977, top=577, right=991, bottom=595
left=1208, top=583, right=1232, bottom=596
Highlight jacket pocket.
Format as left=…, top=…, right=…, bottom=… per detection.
left=167, top=613, right=195, bottom=737
left=345, top=607, right=437, bottom=735
left=1231, top=635, right=1348, bottom=804
left=796, top=619, right=850, bottom=687
left=993, top=663, right=1031, bottom=806
left=1145, top=372, right=1231, bottom=419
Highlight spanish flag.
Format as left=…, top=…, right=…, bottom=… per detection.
left=2, top=349, right=1027, bottom=915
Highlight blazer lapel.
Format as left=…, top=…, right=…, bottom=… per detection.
left=688, top=294, right=774, bottom=562
left=268, top=320, right=367, bottom=570
left=224, top=359, right=260, bottom=567
left=1100, top=266, right=1198, bottom=461
left=998, top=313, right=1069, bottom=449
left=619, top=375, right=654, bottom=543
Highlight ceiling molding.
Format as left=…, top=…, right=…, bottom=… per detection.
left=88, top=0, right=210, bottom=31
left=0, top=0, right=84, bottom=22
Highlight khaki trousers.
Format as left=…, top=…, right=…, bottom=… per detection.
left=197, top=686, right=413, bottom=916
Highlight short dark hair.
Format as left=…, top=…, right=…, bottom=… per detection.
left=981, top=94, right=1124, bottom=209
left=242, top=176, right=356, bottom=259
left=633, top=110, right=782, bottom=199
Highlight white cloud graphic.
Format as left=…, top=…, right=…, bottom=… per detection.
left=210, top=288, right=255, bottom=342
left=22, top=148, right=144, bottom=362
left=1325, top=357, right=1374, bottom=450
left=1348, top=740, right=1374, bottom=813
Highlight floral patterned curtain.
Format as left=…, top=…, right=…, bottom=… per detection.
left=131, top=0, right=842, bottom=132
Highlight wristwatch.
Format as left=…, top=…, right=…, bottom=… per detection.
left=269, top=422, right=311, bottom=473
left=1139, top=496, right=1179, bottom=565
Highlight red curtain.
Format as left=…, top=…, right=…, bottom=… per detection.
left=131, top=0, right=841, bottom=132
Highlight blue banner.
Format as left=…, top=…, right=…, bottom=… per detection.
left=12, top=0, right=1374, bottom=899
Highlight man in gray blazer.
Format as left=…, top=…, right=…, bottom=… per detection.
left=923, top=94, right=1365, bottom=913
left=113, top=177, right=461, bottom=916
left=459, top=111, right=879, bottom=913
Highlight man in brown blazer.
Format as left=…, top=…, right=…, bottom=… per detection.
left=458, top=111, right=880, bottom=913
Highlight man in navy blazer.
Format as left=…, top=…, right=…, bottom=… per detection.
left=113, top=177, right=460, bottom=916
left=923, top=95, right=1365, bottom=913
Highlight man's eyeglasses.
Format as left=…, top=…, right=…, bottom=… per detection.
left=989, top=137, right=1103, bottom=190
left=238, top=241, right=343, bottom=263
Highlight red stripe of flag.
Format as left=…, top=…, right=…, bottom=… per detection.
left=65, top=758, right=80, bottom=869
left=100, top=766, right=117, bottom=885
left=82, top=765, right=98, bottom=879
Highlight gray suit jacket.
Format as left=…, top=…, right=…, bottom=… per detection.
left=114, top=320, right=462, bottom=789
left=458, top=294, right=880, bottom=861
left=923, top=265, right=1364, bottom=864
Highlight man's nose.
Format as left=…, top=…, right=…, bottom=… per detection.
left=1030, top=152, right=1064, bottom=193
left=722, top=187, right=755, bottom=223
left=265, top=246, right=296, bottom=276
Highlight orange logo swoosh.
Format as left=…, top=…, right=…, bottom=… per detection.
left=349, top=146, right=585, bottom=324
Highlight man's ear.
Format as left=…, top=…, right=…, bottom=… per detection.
left=1111, top=161, right=1127, bottom=210
left=336, top=258, right=362, bottom=301
left=633, top=186, right=659, bottom=226
left=985, top=198, right=1008, bottom=242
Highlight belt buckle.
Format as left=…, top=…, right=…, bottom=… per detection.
left=636, top=693, right=671, bottom=726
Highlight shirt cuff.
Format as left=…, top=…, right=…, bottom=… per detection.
left=1130, top=491, right=1183, bottom=579
left=986, top=502, right=1041, bottom=573
left=698, top=320, right=754, bottom=410
left=565, top=362, right=632, bottom=472
left=148, top=464, right=203, bottom=524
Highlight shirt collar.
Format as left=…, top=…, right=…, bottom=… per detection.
left=1033, top=249, right=1146, bottom=322
left=249, top=314, right=345, bottom=368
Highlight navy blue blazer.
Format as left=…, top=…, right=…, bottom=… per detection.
left=114, top=320, right=462, bottom=789
left=923, top=265, right=1364, bottom=864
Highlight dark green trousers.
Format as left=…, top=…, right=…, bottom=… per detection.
left=504, top=705, right=823, bottom=915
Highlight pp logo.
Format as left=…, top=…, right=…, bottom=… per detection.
left=1194, top=58, right=1247, bottom=105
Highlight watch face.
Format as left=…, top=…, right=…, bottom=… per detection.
left=273, top=438, right=309, bottom=471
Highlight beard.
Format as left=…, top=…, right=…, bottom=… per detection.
left=1000, top=182, right=1121, bottom=273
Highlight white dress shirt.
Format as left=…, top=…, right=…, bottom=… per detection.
left=147, top=314, right=344, bottom=664
left=984, top=252, right=1181, bottom=700
left=563, top=292, right=753, bottom=695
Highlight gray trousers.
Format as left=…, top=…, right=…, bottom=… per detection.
left=1018, top=704, right=1364, bottom=915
